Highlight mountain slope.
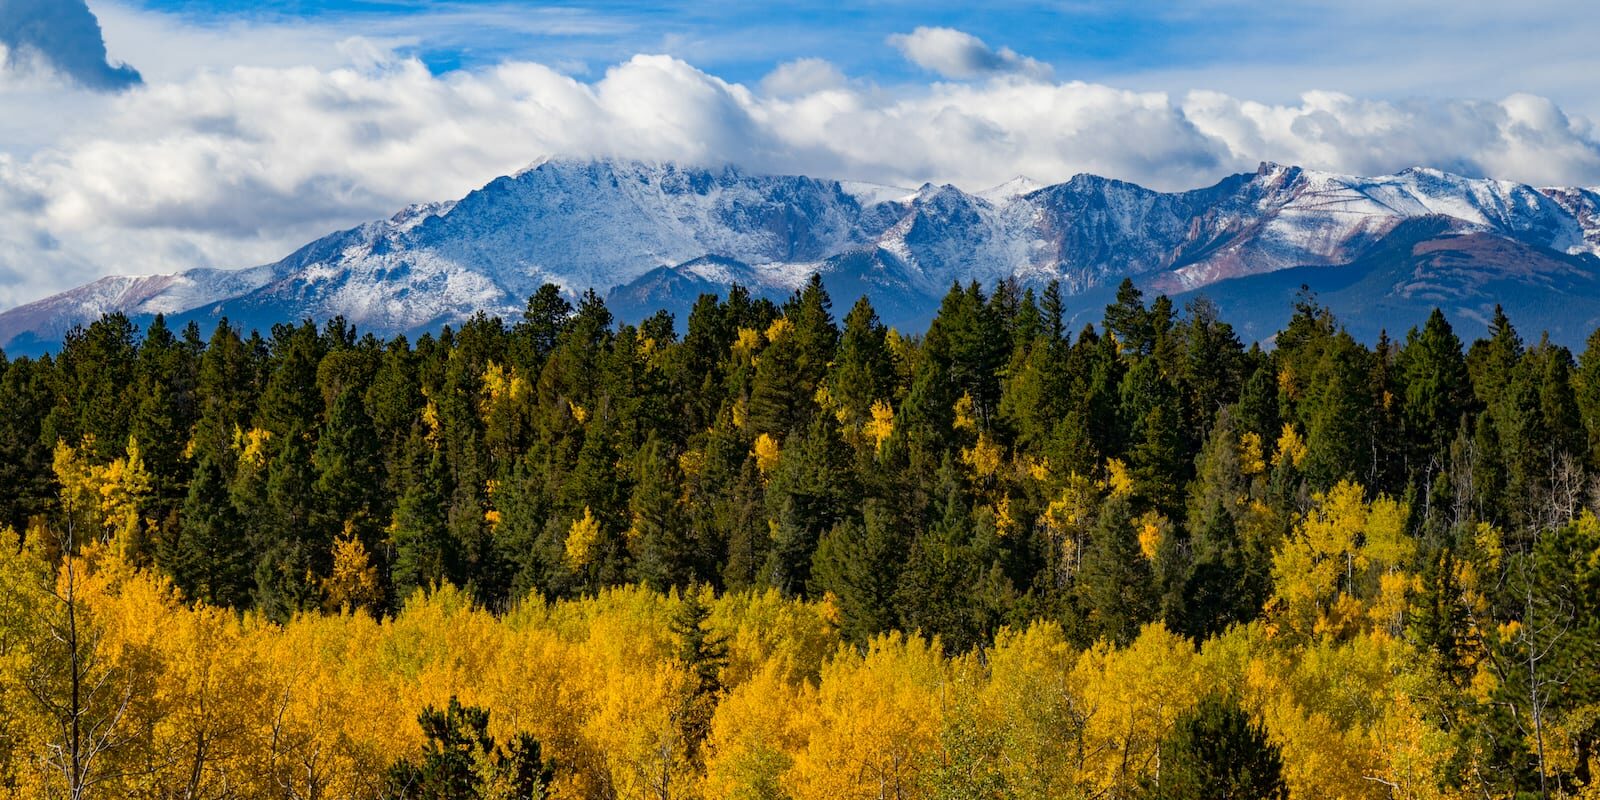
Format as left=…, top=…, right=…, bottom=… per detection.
left=5, top=157, right=1600, bottom=353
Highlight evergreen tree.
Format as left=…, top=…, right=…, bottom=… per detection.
left=812, top=500, right=907, bottom=643
left=1075, top=494, right=1156, bottom=646
left=161, top=455, right=253, bottom=608
left=1148, top=693, right=1287, bottom=800
left=384, top=697, right=555, bottom=800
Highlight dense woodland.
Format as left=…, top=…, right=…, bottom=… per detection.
left=2, top=276, right=1600, bottom=799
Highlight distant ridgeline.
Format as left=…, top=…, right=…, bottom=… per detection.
left=1, top=276, right=1598, bottom=799
left=9, top=158, right=1600, bottom=357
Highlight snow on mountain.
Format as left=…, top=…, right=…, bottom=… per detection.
left=6, top=157, right=1600, bottom=352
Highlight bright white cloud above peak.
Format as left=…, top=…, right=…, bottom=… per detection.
left=887, top=26, right=1052, bottom=81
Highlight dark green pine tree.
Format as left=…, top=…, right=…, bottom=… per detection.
left=628, top=435, right=693, bottom=592
left=47, top=313, right=140, bottom=461
left=130, top=314, right=201, bottom=521
left=162, top=455, right=253, bottom=608
left=383, top=697, right=555, bottom=800
left=1174, top=409, right=1268, bottom=640
left=924, top=282, right=1005, bottom=426
left=253, top=432, right=324, bottom=619
left=829, top=296, right=895, bottom=427
left=669, top=588, right=728, bottom=765
left=1175, top=297, right=1245, bottom=439
left=1148, top=693, right=1288, bottom=800
left=1397, top=309, right=1473, bottom=476
left=763, top=414, right=858, bottom=597
left=747, top=322, right=810, bottom=437
left=1576, top=325, right=1600, bottom=468
left=189, top=320, right=262, bottom=468
left=390, top=434, right=455, bottom=605
left=786, top=273, right=840, bottom=392
left=512, top=283, right=573, bottom=373
left=1075, top=493, right=1157, bottom=647
left=0, top=354, right=55, bottom=531
left=367, top=338, right=424, bottom=497
left=1300, top=331, right=1375, bottom=489
left=312, top=387, right=385, bottom=544
left=1120, top=358, right=1187, bottom=515
left=811, top=499, right=908, bottom=644
left=1102, top=278, right=1156, bottom=357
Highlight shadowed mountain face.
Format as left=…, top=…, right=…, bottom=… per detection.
left=5, top=157, right=1600, bottom=354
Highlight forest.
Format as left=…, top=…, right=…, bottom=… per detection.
left=0, top=275, right=1598, bottom=799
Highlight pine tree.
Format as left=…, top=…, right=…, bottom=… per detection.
left=1398, top=309, right=1473, bottom=477
left=1076, top=493, right=1156, bottom=646
left=628, top=435, right=692, bottom=592
left=670, top=588, right=727, bottom=764
left=830, top=296, right=895, bottom=427
left=812, top=499, right=907, bottom=643
left=390, top=436, right=454, bottom=605
left=384, top=697, right=555, bottom=800
left=162, top=455, right=253, bottom=608
left=1149, top=693, right=1287, bottom=800
left=763, top=414, right=857, bottom=596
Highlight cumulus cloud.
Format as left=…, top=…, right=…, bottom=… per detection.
left=0, top=0, right=140, bottom=90
left=760, top=58, right=846, bottom=98
left=888, top=26, right=1052, bottom=81
left=4, top=29, right=1600, bottom=309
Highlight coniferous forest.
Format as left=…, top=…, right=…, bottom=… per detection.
left=3, top=275, right=1600, bottom=799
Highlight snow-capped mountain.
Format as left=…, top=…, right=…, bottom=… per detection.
left=5, top=157, right=1600, bottom=353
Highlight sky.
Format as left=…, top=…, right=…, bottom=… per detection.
left=2, top=0, right=1600, bottom=309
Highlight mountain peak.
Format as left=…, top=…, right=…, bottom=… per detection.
left=978, top=176, right=1044, bottom=204
left=7, top=157, right=1600, bottom=354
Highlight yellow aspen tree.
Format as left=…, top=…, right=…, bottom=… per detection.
left=786, top=634, right=947, bottom=800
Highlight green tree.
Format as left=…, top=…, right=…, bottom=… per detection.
left=1147, top=693, right=1287, bottom=800
left=384, top=697, right=555, bottom=800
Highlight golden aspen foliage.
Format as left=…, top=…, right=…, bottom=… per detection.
left=701, top=660, right=810, bottom=800
left=1072, top=624, right=1202, bottom=796
left=322, top=529, right=382, bottom=614
left=1272, top=423, right=1309, bottom=469
left=786, top=633, right=948, bottom=800
left=479, top=360, right=530, bottom=415
left=53, top=436, right=153, bottom=556
left=864, top=399, right=895, bottom=453
left=732, top=327, right=763, bottom=360
left=1135, top=510, right=1170, bottom=561
left=566, top=507, right=603, bottom=569
left=1238, top=430, right=1267, bottom=476
left=1270, top=481, right=1415, bottom=640
left=1103, top=457, right=1134, bottom=498
left=752, top=433, right=781, bottom=477
left=976, top=623, right=1087, bottom=799
left=960, top=433, right=1004, bottom=481
left=764, top=317, right=792, bottom=344
left=234, top=425, right=273, bottom=467
left=953, top=392, right=978, bottom=432
left=990, top=494, right=1017, bottom=538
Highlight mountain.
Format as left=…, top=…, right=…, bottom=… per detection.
left=5, top=157, right=1600, bottom=353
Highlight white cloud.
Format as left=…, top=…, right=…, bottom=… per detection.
left=760, top=58, right=846, bottom=98
left=887, top=26, right=1052, bottom=81
left=4, top=19, right=1600, bottom=310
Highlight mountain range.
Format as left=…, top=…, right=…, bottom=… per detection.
left=5, top=156, right=1600, bottom=353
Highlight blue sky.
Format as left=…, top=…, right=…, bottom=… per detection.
left=2, top=0, right=1600, bottom=309
left=110, top=0, right=1600, bottom=115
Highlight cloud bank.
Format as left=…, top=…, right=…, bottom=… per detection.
left=0, top=0, right=140, bottom=90
left=3, top=18, right=1600, bottom=310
